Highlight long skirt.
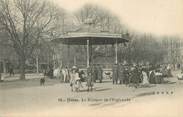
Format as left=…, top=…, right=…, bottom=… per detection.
left=142, top=72, right=149, bottom=85
left=86, top=75, right=94, bottom=87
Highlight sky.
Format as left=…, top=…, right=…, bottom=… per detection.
left=53, top=0, right=183, bottom=38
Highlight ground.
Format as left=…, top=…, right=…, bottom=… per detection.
left=0, top=70, right=183, bottom=117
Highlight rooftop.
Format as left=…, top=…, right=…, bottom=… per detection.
left=51, top=23, right=129, bottom=45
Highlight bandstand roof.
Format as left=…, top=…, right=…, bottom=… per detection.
left=51, top=24, right=129, bottom=45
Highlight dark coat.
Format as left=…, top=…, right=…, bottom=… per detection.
left=97, top=66, right=103, bottom=80
left=149, top=71, right=155, bottom=84
left=131, top=67, right=141, bottom=84
left=118, top=65, right=124, bottom=80
left=112, top=65, right=118, bottom=81
left=87, top=66, right=94, bottom=87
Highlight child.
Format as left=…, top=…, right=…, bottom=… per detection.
left=40, top=77, right=45, bottom=86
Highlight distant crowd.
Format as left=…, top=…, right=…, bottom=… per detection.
left=40, top=62, right=176, bottom=92
left=111, top=63, right=173, bottom=88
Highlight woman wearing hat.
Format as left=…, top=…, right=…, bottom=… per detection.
left=70, top=66, right=81, bottom=92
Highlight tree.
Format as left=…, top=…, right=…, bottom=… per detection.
left=0, top=0, right=64, bottom=79
left=61, top=4, right=128, bottom=65
left=119, top=33, right=167, bottom=64
left=73, top=4, right=126, bottom=33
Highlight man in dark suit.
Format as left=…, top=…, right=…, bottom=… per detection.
left=97, top=64, right=103, bottom=83
left=112, top=64, right=118, bottom=84
left=118, top=63, right=124, bottom=84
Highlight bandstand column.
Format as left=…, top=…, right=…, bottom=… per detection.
left=67, top=44, right=70, bottom=68
left=87, top=39, right=90, bottom=68
left=3, top=60, right=6, bottom=73
left=115, top=39, right=118, bottom=64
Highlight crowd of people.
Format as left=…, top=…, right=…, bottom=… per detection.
left=112, top=64, right=147, bottom=88
left=42, top=63, right=173, bottom=91
left=69, top=65, right=103, bottom=92
left=0, top=61, right=177, bottom=92
left=112, top=63, right=173, bottom=88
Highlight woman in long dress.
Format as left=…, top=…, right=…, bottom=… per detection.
left=149, top=70, right=155, bottom=84
left=53, top=67, right=61, bottom=79
left=70, top=66, right=81, bottom=92
left=142, top=69, right=149, bottom=85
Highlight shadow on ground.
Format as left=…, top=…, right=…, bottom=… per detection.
left=163, top=80, right=176, bottom=84
left=95, top=88, right=112, bottom=92
left=0, top=78, right=61, bottom=90
left=78, top=88, right=112, bottom=93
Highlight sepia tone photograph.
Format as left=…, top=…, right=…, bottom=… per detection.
left=0, top=0, right=183, bottom=116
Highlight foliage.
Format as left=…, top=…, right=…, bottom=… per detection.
left=0, top=0, right=64, bottom=79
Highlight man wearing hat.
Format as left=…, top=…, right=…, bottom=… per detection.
left=118, top=63, right=124, bottom=84
left=112, top=64, right=118, bottom=84
left=97, top=64, right=103, bottom=83
left=86, top=66, right=94, bottom=91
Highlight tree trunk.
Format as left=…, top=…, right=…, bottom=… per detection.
left=19, top=55, right=26, bottom=80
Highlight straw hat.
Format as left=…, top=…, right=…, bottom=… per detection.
left=72, top=66, right=77, bottom=69
left=72, top=66, right=78, bottom=71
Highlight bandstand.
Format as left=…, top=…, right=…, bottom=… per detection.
left=51, top=22, right=129, bottom=68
